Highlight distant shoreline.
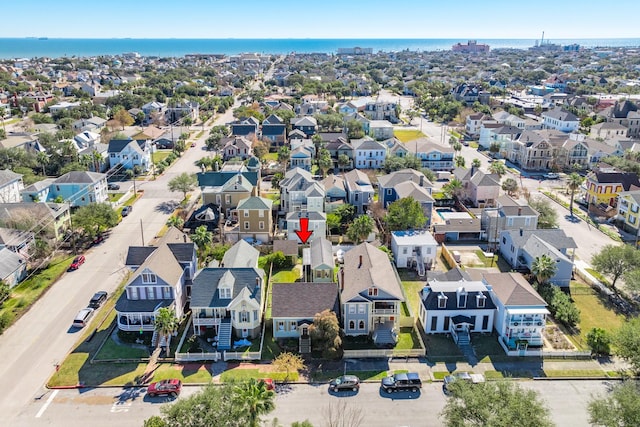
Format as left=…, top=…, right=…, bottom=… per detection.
left=1, top=37, right=639, bottom=59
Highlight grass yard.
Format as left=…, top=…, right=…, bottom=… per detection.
left=220, top=368, right=298, bottom=383
left=401, top=281, right=424, bottom=316
left=311, top=369, right=408, bottom=382
left=0, top=256, right=74, bottom=333
left=150, top=363, right=214, bottom=384
left=473, top=334, right=511, bottom=363
left=263, top=152, right=278, bottom=162
left=569, top=281, right=626, bottom=346
left=474, top=250, right=497, bottom=268
left=94, top=337, right=149, bottom=360
left=543, top=369, right=605, bottom=378
left=261, top=323, right=281, bottom=360
left=108, top=193, right=124, bottom=202
left=396, top=327, right=422, bottom=350
left=394, top=129, right=426, bottom=142
left=152, top=150, right=172, bottom=164
left=423, top=334, right=464, bottom=359
left=270, top=267, right=301, bottom=283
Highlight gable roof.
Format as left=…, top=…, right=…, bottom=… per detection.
left=53, top=171, right=106, bottom=185
left=190, top=267, right=264, bottom=308
left=0, top=247, right=25, bottom=280
left=221, top=239, right=259, bottom=269
left=543, top=108, right=579, bottom=122
left=483, top=272, right=547, bottom=306
left=377, top=169, right=433, bottom=189
left=340, top=242, right=404, bottom=302
left=502, top=229, right=577, bottom=251
left=127, top=243, right=184, bottom=287
left=271, top=282, right=339, bottom=318
left=273, top=239, right=299, bottom=257
left=0, top=169, right=23, bottom=187
left=310, top=237, right=334, bottom=269
left=237, top=196, right=273, bottom=211
left=394, top=181, right=434, bottom=203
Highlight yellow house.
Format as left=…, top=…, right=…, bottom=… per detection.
left=584, top=167, right=640, bottom=208
left=616, top=190, right=640, bottom=234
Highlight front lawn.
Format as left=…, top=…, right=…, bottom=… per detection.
left=396, top=327, right=422, bottom=350
left=108, top=193, right=124, bottom=202
left=543, top=369, right=605, bottom=378
left=401, top=281, right=424, bottom=316
left=311, top=369, right=408, bottom=382
left=152, top=150, right=173, bottom=164
left=261, top=323, right=281, bottom=360
left=94, top=337, right=149, bottom=360
left=220, top=368, right=298, bottom=383
left=423, top=334, right=463, bottom=359
left=151, top=363, right=214, bottom=384
left=270, top=267, right=301, bottom=283
left=394, top=129, right=426, bottom=143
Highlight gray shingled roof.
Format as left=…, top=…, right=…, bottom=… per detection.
left=483, top=272, right=547, bottom=306
left=190, top=268, right=263, bottom=308
left=53, top=171, right=106, bottom=184
left=221, top=240, right=259, bottom=269
left=310, top=237, right=334, bottom=270
left=0, top=169, right=22, bottom=187
left=237, top=196, right=273, bottom=211
left=271, top=282, right=339, bottom=318
left=503, top=229, right=577, bottom=251
left=377, top=169, right=433, bottom=189
left=394, top=181, right=434, bottom=203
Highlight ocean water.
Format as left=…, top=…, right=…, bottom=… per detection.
left=1, top=38, right=639, bottom=59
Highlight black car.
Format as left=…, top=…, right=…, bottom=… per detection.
left=381, top=372, right=422, bottom=393
left=89, top=291, right=108, bottom=308
left=329, top=375, right=360, bottom=392
left=108, top=183, right=120, bottom=190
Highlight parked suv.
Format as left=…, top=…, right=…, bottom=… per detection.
left=72, top=307, right=95, bottom=328
left=329, top=375, right=360, bottom=392
left=381, top=372, right=422, bottom=393
left=89, top=291, right=108, bottom=308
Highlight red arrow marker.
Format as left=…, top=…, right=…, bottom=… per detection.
left=294, top=217, right=313, bottom=243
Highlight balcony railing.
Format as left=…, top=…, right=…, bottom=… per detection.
left=509, top=318, right=544, bottom=327
left=193, top=317, right=223, bottom=326
left=372, top=308, right=398, bottom=315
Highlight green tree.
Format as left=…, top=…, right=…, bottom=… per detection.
left=588, top=381, right=640, bottom=427
left=501, top=178, right=518, bottom=196
left=273, top=352, right=305, bottom=383
left=271, top=171, right=284, bottom=190
left=233, top=378, right=276, bottom=427
left=277, top=146, right=290, bottom=169
left=586, top=327, right=611, bottom=356
left=529, top=197, right=559, bottom=229
left=113, top=109, right=134, bottom=130
left=72, top=203, right=119, bottom=238
left=191, top=225, right=213, bottom=251
left=453, top=141, right=462, bottom=153
left=385, top=197, right=427, bottom=231
left=471, top=158, right=481, bottom=169
left=345, top=120, right=364, bottom=139
left=168, top=172, right=197, bottom=200
left=334, top=204, right=356, bottom=227
left=346, top=215, right=374, bottom=244
left=317, top=148, right=333, bottom=177
left=455, top=156, right=466, bottom=168
left=489, top=142, right=501, bottom=156
left=531, top=254, right=557, bottom=285
left=614, top=317, right=640, bottom=372
left=441, top=380, right=554, bottom=427
left=338, top=154, right=351, bottom=172
left=309, top=309, right=342, bottom=359
left=442, top=178, right=463, bottom=199
left=326, top=213, right=341, bottom=234
left=567, top=172, right=584, bottom=217
left=0, top=281, right=10, bottom=305
left=623, top=269, right=640, bottom=293
left=166, top=216, right=184, bottom=230
left=592, top=245, right=640, bottom=289
left=154, top=307, right=179, bottom=356
left=489, top=161, right=506, bottom=177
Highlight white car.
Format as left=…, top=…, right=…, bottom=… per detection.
left=544, top=172, right=560, bottom=180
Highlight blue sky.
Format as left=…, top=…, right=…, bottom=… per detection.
left=2, top=0, right=639, bottom=39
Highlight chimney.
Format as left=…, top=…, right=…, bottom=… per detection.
left=340, top=268, right=344, bottom=291
left=358, top=255, right=363, bottom=268
left=518, top=207, right=522, bottom=216
left=256, top=277, right=260, bottom=288
left=419, top=175, right=424, bottom=187
left=183, top=234, right=187, bottom=242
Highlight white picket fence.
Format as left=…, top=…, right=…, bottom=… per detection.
left=343, top=348, right=425, bottom=359
left=223, top=351, right=262, bottom=361
left=174, top=351, right=221, bottom=362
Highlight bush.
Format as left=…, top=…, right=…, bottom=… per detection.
left=262, top=251, right=289, bottom=269
left=586, top=328, right=611, bottom=356
left=537, top=284, right=580, bottom=328
left=0, top=311, right=12, bottom=333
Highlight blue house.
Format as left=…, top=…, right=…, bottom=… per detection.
left=377, top=169, right=433, bottom=208
left=230, top=117, right=259, bottom=137
left=291, top=116, right=318, bottom=137
left=261, top=114, right=287, bottom=145
left=49, top=171, right=108, bottom=207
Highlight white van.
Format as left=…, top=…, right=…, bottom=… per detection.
left=73, top=308, right=95, bottom=328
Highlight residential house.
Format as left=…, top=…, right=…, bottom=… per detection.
left=72, top=116, right=107, bottom=133
left=465, top=113, right=493, bottom=138
left=166, top=101, right=199, bottom=123
left=616, top=189, right=640, bottom=234
left=141, top=101, right=166, bottom=125
left=309, top=236, right=335, bottom=283
left=484, top=272, right=548, bottom=352
left=368, top=120, right=394, bottom=140
left=0, top=248, right=27, bottom=288
left=49, top=171, right=108, bottom=207
left=107, top=138, right=151, bottom=172
left=351, top=137, right=387, bottom=169
left=279, top=168, right=324, bottom=214
left=391, top=230, right=438, bottom=273
left=553, top=135, right=589, bottom=170
left=338, top=242, right=405, bottom=345
left=115, top=241, right=194, bottom=342
left=325, top=138, right=353, bottom=168
left=363, top=99, right=399, bottom=123
left=584, top=139, right=622, bottom=169
left=271, top=282, right=339, bottom=352
left=230, top=117, right=259, bottom=138
left=418, top=274, right=496, bottom=342
left=322, top=174, right=347, bottom=212
left=590, top=122, right=629, bottom=140
left=542, top=108, right=579, bottom=133
left=235, top=196, right=273, bottom=243
left=0, top=202, right=70, bottom=240
left=0, top=169, right=24, bottom=204
left=286, top=211, right=326, bottom=243
left=198, top=169, right=257, bottom=218
left=261, top=114, right=286, bottom=144
left=452, top=83, right=489, bottom=105
left=404, top=138, right=455, bottom=171
left=599, top=100, right=640, bottom=138
left=289, top=146, right=313, bottom=171
left=482, top=196, right=539, bottom=249
left=377, top=169, right=433, bottom=208
left=0, top=228, right=34, bottom=257
left=222, top=136, right=253, bottom=161
left=291, top=116, right=318, bottom=137
left=74, top=131, right=101, bottom=150
left=453, top=167, right=500, bottom=208
left=190, top=267, right=264, bottom=349
left=396, top=181, right=435, bottom=225
left=221, top=239, right=260, bottom=269
left=479, top=124, right=522, bottom=151
left=344, top=169, right=374, bottom=214
left=584, top=165, right=640, bottom=209
left=432, top=216, right=482, bottom=244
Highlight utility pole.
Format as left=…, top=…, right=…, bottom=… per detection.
left=140, top=219, right=145, bottom=246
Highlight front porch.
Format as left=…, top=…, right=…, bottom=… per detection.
left=117, top=312, right=156, bottom=332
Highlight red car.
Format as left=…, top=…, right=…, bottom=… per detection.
left=147, top=379, right=182, bottom=397
left=68, top=255, right=86, bottom=271
left=260, top=378, right=275, bottom=391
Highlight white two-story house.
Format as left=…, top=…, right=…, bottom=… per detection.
left=107, top=138, right=151, bottom=172
left=351, top=137, right=387, bottom=169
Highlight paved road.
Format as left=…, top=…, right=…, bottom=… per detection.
left=20, top=380, right=610, bottom=427
left=0, top=102, right=238, bottom=425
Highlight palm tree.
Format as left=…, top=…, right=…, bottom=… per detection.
left=489, top=161, right=507, bottom=178
left=443, top=178, right=463, bottom=199
left=455, top=155, right=466, bottom=168
left=531, top=254, right=557, bottom=285
left=233, top=379, right=276, bottom=427
left=190, top=225, right=213, bottom=251
left=154, top=307, right=179, bottom=356
left=567, top=172, right=584, bottom=217
left=166, top=216, right=184, bottom=230
left=37, top=152, right=49, bottom=176
left=338, top=154, right=350, bottom=173
left=453, top=142, right=462, bottom=154
left=471, top=158, right=481, bottom=169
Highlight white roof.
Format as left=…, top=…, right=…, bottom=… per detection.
left=429, top=281, right=488, bottom=293
left=391, top=230, right=437, bottom=246
left=505, top=308, right=550, bottom=315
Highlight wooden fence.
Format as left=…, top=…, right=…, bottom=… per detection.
left=440, top=244, right=459, bottom=269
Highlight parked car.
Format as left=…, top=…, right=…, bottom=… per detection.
left=329, top=375, right=360, bottom=392
left=121, top=206, right=132, bottom=217
left=381, top=372, right=422, bottom=393
left=543, top=172, right=560, bottom=180
left=443, top=372, right=486, bottom=395
left=147, top=379, right=182, bottom=397
left=72, top=307, right=95, bottom=328
left=68, top=255, right=86, bottom=271
left=260, top=378, right=275, bottom=391
left=92, top=234, right=105, bottom=245
left=89, top=291, right=108, bottom=308
left=191, top=142, right=196, bottom=147
left=107, top=183, right=120, bottom=190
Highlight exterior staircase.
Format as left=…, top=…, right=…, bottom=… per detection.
left=151, top=331, right=170, bottom=351
left=217, top=318, right=232, bottom=351
left=373, top=328, right=397, bottom=346
left=415, top=248, right=426, bottom=277
left=455, top=331, right=478, bottom=366
left=299, top=335, right=311, bottom=353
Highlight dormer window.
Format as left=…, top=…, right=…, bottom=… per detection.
left=438, top=293, right=447, bottom=308
left=368, top=287, right=378, bottom=297
left=220, top=287, right=231, bottom=299
left=477, top=293, right=486, bottom=308
left=142, top=273, right=157, bottom=284
left=457, top=289, right=467, bottom=308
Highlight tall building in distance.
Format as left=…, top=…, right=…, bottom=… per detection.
left=451, top=40, right=490, bottom=54
left=337, top=47, right=373, bottom=55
